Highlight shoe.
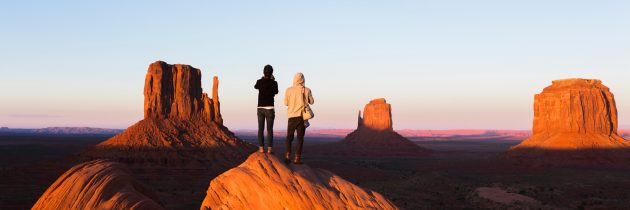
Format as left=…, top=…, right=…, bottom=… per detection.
left=258, top=147, right=265, bottom=153
left=293, top=155, right=303, bottom=164
left=267, top=147, right=274, bottom=154
left=284, top=152, right=291, bottom=163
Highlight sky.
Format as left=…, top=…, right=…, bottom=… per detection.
left=1, top=1, right=629, bottom=130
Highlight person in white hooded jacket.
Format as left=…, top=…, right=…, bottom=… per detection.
left=284, top=72, right=314, bottom=164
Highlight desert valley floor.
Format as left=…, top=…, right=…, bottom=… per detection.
left=3, top=133, right=630, bottom=209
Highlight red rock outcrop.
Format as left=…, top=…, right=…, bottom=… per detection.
left=314, top=98, right=430, bottom=156
left=82, top=61, right=255, bottom=208
left=32, top=160, right=163, bottom=210
left=509, top=78, right=630, bottom=161
left=86, top=60, right=253, bottom=153
left=200, top=153, right=398, bottom=210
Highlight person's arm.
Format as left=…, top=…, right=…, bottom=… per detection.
left=254, top=80, right=260, bottom=89
left=273, top=81, right=279, bottom=95
left=284, top=89, right=289, bottom=106
left=307, top=88, right=314, bottom=105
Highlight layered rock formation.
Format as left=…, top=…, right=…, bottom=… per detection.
left=82, top=61, right=255, bottom=208
left=200, top=153, right=398, bottom=210
left=315, top=98, right=430, bottom=156
left=509, top=78, right=630, bottom=161
left=32, top=160, right=163, bottom=210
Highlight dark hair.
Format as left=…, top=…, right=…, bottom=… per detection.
left=263, top=65, right=273, bottom=78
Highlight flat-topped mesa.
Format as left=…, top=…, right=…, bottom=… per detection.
left=532, top=78, right=617, bottom=135
left=359, top=98, right=393, bottom=131
left=144, top=61, right=222, bottom=124
left=509, top=78, right=630, bottom=161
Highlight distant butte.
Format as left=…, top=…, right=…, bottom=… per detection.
left=508, top=78, right=630, bottom=162
left=315, top=98, right=430, bottom=156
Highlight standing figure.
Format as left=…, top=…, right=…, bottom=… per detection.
left=284, top=72, right=315, bottom=164
left=254, top=65, right=279, bottom=153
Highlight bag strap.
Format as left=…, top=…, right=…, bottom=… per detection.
left=302, top=87, right=308, bottom=108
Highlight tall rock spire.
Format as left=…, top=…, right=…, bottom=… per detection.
left=212, top=76, right=223, bottom=124
left=357, top=110, right=363, bottom=129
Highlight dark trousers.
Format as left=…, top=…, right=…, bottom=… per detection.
left=286, top=117, right=306, bottom=157
left=257, top=108, right=275, bottom=147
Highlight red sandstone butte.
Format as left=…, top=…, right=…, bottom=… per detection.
left=84, top=61, right=254, bottom=169
left=315, top=98, right=430, bottom=156
left=508, top=78, right=630, bottom=161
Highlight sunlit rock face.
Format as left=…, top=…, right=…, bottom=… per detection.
left=144, top=61, right=222, bottom=123
left=32, top=160, right=164, bottom=210
left=200, top=153, right=399, bottom=210
left=360, top=98, right=393, bottom=131
left=532, top=78, right=617, bottom=135
left=509, top=78, right=630, bottom=161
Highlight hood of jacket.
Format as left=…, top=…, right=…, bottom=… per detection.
left=293, top=72, right=305, bottom=87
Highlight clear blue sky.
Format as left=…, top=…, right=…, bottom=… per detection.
left=1, top=1, right=629, bottom=130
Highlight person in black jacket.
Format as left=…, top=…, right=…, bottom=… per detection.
left=254, top=65, right=279, bottom=153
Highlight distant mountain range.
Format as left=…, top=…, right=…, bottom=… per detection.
left=1, top=127, right=629, bottom=140
left=0, top=127, right=124, bottom=135
left=234, top=129, right=534, bottom=141
left=235, top=129, right=630, bottom=141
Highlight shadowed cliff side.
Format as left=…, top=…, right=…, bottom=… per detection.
left=508, top=78, right=630, bottom=164
left=200, top=153, right=399, bottom=210
left=32, top=160, right=164, bottom=210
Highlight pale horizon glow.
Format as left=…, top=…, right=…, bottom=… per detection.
left=1, top=1, right=629, bottom=130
